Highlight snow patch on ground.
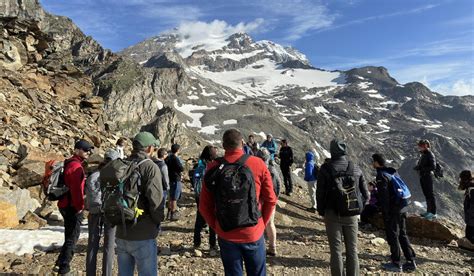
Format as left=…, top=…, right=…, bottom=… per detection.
left=314, top=106, right=329, bottom=114
left=192, top=59, right=343, bottom=97
left=198, top=124, right=220, bottom=135
left=173, top=100, right=216, bottom=128
left=223, top=119, right=237, bottom=125
left=425, top=124, right=442, bottom=129
left=408, top=117, right=423, bottom=122
left=187, top=95, right=199, bottom=100
left=0, top=226, right=88, bottom=255
left=209, top=50, right=265, bottom=61
left=348, top=118, right=368, bottom=125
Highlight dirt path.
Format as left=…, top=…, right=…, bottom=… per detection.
left=1, top=181, right=473, bottom=275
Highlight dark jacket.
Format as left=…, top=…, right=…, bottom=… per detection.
left=279, top=146, right=294, bottom=168
left=415, top=150, right=436, bottom=176
left=58, top=155, right=86, bottom=212
left=375, top=167, right=407, bottom=218
left=116, top=151, right=164, bottom=241
left=316, top=156, right=369, bottom=216
left=465, top=185, right=474, bottom=226
left=166, top=153, right=184, bottom=182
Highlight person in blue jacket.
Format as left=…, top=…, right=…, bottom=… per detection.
left=304, top=150, right=318, bottom=213
left=261, top=134, right=277, bottom=160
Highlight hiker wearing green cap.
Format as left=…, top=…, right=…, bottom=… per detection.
left=112, top=131, right=164, bottom=276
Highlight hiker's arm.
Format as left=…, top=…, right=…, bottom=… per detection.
left=316, top=165, right=328, bottom=215
left=65, top=164, right=85, bottom=213
left=176, top=157, right=184, bottom=173
left=199, top=180, right=216, bottom=230
left=162, top=165, right=170, bottom=190
left=359, top=173, right=370, bottom=205
left=427, top=152, right=436, bottom=171
left=289, top=148, right=294, bottom=164
left=144, top=165, right=164, bottom=224
left=261, top=166, right=277, bottom=226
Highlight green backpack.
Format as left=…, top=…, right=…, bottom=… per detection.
left=99, top=159, right=150, bottom=229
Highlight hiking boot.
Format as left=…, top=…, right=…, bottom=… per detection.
left=382, top=262, right=402, bottom=272
left=419, top=212, right=429, bottom=218
left=402, top=260, right=417, bottom=272
left=306, top=207, right=317, bottom=213
left=286, top=192, right=292, bottom=196
left=424, top=213, right=437, bottom=220
left=170, top=211, right=180, bottom=221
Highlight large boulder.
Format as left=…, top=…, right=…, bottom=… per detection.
left=369, top=213, right=463, bottom=242
left=16, top=210, right=47, bottom=230
left=0, top=187, right=41, bottom=219
left=0, top=200, right=19, bottom=228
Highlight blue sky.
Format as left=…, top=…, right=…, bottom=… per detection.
left=40, top=0, right=473, bottom=96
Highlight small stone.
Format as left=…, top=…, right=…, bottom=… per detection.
left=194, top=249, right=203, bottom=257
left=184, top=252, right=191, bottom=258
left=370, top=237, right=386, bottom=246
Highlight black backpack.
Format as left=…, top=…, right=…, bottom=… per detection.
left=204, top=155, right=261, bottom=232
left=99, top=159, right=150, bottom=229
left=330, top=161, right=362, bottom=216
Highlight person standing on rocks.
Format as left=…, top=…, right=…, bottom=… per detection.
left=279, top=139, right=294, bottom=196
left=256, top=148, right=281, bottom=256
left=200, top=129, right=277, bottom=276
left=54, top=140, right=93, bottom=275
left=116, top=138, right=126, bottom=159
left=316, top=139, right=369, bottom=276
left=114, top=132, right=163, bottom=276
left=166, top=143, right=184, bottom=221
left=414, top=139, right=437, bottom=220
left=304, top=150, right=318, bottom=212
left=371, top=153, right=416, bottom=273
left=85, top=149, right=119, bottom=276
left=459, top=170, right=474, bottom=244
left=261, top=134, right=277, bottom=160
left=247, top=134, right=260, bottom=155
left=154, top=148, right=170, bottom=213
left=193, top=145, right=218, bottom=251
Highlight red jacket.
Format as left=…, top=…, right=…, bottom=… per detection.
left=199, top=149, right=277, bottom=243
left=58, top=155, right=86, bottom=212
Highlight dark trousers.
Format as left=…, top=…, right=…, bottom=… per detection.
left=280, top=165, right=292, bottom=193
left=194, top=198, right=216, bottom=248
left=466, top=225, right=474, bottom=244
left=360, top=204, right=378, bottom=224
left=56, top=207, right=83, bottom=274
left=384, top=212, right=416, bottom=264
left=420, top=174, right=436, bottom=214
left=86, top=213, right=116, bottom=276
left=218, top=235, right=266, bottom=276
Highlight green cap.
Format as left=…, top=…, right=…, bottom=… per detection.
left=133, top=132, right=160, bottom=148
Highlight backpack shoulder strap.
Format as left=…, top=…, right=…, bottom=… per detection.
left=329, top=161, right=354, bottom=177
left=235, top=154, right=251, bottom=166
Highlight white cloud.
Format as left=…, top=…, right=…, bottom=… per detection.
left=432, top=79, right=474, bottom=96
left=171, top=19, right=264, bottom=57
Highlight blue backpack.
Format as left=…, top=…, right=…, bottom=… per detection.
left=382, top=172, right=411, bottom=206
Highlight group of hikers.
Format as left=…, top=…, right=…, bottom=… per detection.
left=43, top=130, right=474, bottom=276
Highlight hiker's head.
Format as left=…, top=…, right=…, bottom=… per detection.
left=281, top=139, right=288, bottom=147
left=256, top=148, right=271, bottom=164
left=171, top=144, right=181, bottom=154
left=368, top=182, right=376, bottom=191
left=133, top=132, right=160, bottom=156
left=248, top=134, right=255, bottom=143
left=222, top=129, right=243, bottom=151
left=417, top=139, right=430, bottom=152
left=74, top=139, right=94, bottom=159
left=266, top=134, right=273, bottom=142
left=459, top=170, right=473, bottom=190
left=330, top=139, right=347, bottom=159
left=104, top=149, right=120, bottom=162
left=157, top=148, right=168, bottom=159
left=200, top=145, right=216, bottom=162
left=372, top=153, right=386, bottom=168
left=116, top=138, right=125, bottom=147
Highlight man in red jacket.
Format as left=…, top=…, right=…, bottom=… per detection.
left=54, top=139, right=93, bottom=275
left=200, top=129, right=277, bottom=276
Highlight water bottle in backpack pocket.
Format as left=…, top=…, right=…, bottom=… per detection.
left=204, top=155, right=261, bottom=232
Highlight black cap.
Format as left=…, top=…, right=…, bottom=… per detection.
left=74, top=139, right=94, bottom=152
left=372, top=153, right=386, bottom=166
left=171, top=144, right=180, bottom=153
left=330, top=139, right=347, bottom=158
